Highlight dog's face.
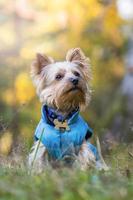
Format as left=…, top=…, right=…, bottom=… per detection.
left=31, top=48, right=91, bottom=112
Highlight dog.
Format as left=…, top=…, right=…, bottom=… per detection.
left=28, top=48, right=104, bottom=172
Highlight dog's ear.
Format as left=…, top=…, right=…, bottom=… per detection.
left=31, top=53, right=54, bottom=75
left=31, top=53, right=54, bottom=86
left=66, top=48, right=91, bottom=81
left=66, top=48, right=90, bottom=68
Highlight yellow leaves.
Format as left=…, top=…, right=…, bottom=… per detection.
left=15, top=73, right=35, bottom=104
left=0, top=23, right=15, bottom=50
left=20, top=47, right=35, bottom=60
left=103, top=4, right=123, bottom=46
left=81, top=0, right=103, bottom=19
left=3, top=89, right=15, bottom=106
left=67, top=0, right=103, bottom=34
left=110, top=59, right=124, bottom=78
left=3, top=73, right=35, bottom=106
left=0, top=132, right=12, bottom=155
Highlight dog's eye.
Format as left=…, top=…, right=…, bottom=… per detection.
left=73, top=71, right=80, bottom=77
left=55, top=74, right=63, bottom=80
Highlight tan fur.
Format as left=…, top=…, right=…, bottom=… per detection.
left=66, top=47, right=92, bottom=81
left=28, top=48, right=96, bottom=172
left=28, top=140, right=48, bottom=173
left=31, top=48, right=91, bottom=112
left=77, top=141, right=96, bottom=170
left=30, top=53, right=54, bottom=87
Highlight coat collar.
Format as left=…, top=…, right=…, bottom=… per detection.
left=41, top=105, right=79, bottom=126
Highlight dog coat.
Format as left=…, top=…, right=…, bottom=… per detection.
left=34, top=105, right=98, bottom=160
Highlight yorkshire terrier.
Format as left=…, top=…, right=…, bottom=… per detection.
left=28, top=48, right=105, bottom=172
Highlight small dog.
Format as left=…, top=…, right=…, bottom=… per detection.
left=28, top=48, right=102, bottom=172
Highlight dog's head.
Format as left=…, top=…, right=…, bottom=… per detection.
left=31, top=48, right=92, bottom=112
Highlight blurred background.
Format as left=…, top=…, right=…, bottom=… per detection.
left=0, top=0, right=133, bottom=156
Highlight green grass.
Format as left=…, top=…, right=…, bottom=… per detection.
left=0, top=145, right=133, bottom=200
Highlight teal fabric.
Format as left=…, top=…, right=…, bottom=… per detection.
left=34, top=105, right=97, bottom=160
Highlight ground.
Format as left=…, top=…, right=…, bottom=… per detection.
left=0, top=144, right=133, bottom=200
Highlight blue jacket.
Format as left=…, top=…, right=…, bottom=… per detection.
left=34, top=105, right=98, bottom=160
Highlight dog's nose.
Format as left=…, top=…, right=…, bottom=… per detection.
left=69, top=78, right=79, bottom=85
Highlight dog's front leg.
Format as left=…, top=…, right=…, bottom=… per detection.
left=28, top=140, right=48, bottom=173
left=77, top=141, right=96, bottom=170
